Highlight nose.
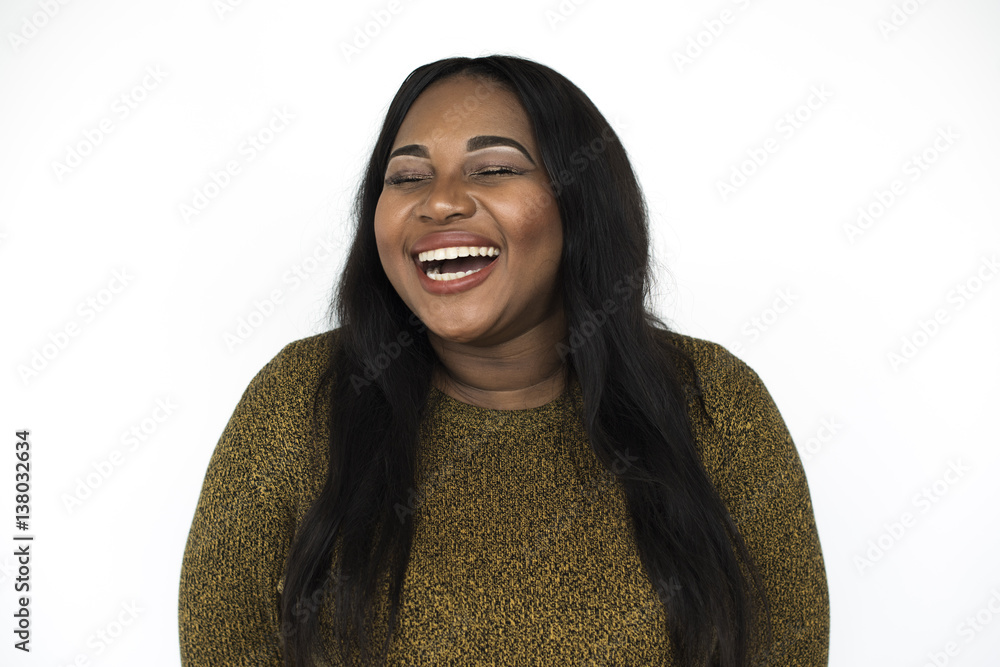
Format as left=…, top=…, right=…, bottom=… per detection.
left=417, top=172, right=476, bottom=223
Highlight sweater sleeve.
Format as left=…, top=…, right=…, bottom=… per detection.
left=693, top=344, right=830, bottom=666
left=178, top=344, right=304, bottom=666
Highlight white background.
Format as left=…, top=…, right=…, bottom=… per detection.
left=1, top=0, right=999, bottom=665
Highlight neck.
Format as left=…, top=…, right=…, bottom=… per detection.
left=428, top=312, right=569, bottom=410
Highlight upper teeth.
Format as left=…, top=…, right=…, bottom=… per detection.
left=417, top=246, right=500, bottom=262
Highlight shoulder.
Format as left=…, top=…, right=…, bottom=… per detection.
left=654, top=328, right=745, bottom=375
left=247, top=328, right=340, bottom=398
left=214, top=329, right=341, bottom=475
left=651, top=328, right=768, bottom=423
left=651, top=338, right=828, bottom=659
left=234, top=329, right=343, bottom=425
left=651, top=329, right=796, bottom=479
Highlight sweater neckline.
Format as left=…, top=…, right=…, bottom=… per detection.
left=427, top=374, right=579, bottom=416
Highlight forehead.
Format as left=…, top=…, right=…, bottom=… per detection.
left=393, top=75, right=534, bottom=146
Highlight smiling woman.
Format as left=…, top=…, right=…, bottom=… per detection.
left=374, top=74, right=567, bottom=407
left=178, top=55, right=830, bottom=666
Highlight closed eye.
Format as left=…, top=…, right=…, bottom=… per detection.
left=385, top=166, right=524, bottom=186
left=384, top=174, right=428, bottom=186
left=473, top=167, right=523, bottom=177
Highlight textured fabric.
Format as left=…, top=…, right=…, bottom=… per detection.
left=178, top=328, right=830, bottom=665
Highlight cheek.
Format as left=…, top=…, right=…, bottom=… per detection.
left=373, top=197, right=396, bottom=265
left=373, top=196, right=387, bottom=241
left=503, top=187, right=561, bottom=242
left=524, top=200, right=563, bottom=262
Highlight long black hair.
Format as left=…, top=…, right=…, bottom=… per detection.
left=280, top=54, right=771, bottom=666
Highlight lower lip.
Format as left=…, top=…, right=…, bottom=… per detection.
left=413, top=255, right=500, bottom=294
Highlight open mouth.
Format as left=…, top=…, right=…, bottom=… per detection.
left=417, top=246, right=501, bottom=281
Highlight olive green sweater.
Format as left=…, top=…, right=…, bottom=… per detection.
left=178, top=329, right=829, bottom=665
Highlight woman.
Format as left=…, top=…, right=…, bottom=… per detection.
left=179, top=55, right=829, bottom=666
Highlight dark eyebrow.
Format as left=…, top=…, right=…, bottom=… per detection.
left=387, top=144, right=428, bottom=160
left=466, top=135, right=536, bottom=165
left=387, top=135, right=536, bottom=165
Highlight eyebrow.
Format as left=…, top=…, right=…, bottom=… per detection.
left=387, top=135, right=536, bottom=165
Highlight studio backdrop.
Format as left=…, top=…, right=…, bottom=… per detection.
left=1, top=0, right=998, bottom=665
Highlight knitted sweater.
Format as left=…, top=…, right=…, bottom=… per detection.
left=178, top=328, right=829, bottom=665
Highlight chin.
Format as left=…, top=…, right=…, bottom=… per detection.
left=426, top=325, right=483, bottom=345
left=421, top=315, right=496, bottom=345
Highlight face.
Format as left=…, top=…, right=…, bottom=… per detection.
left=374, top=75, right=564, bottom=347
